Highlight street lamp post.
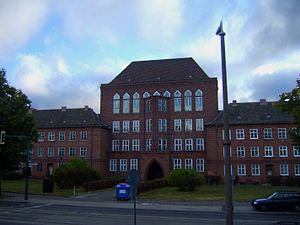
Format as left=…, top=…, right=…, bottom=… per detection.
left=216, top=21, right=233, bottom=225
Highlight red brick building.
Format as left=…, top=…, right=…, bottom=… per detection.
left=100, top=57, right=218, bottom=180
left=31, top=106, right=110, bottom=178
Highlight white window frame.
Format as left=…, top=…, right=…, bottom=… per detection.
left=174, top=119, right=182, bottom=132
left=120, top=159, right=127, bottom=172
left=158, top=139, right=167, bottom=151
left=294, top=146, right=300, bottom=157
left=185, top=119, right=192, bottom=131
left=236, top=129, right=244, bottom=140
left=80, top=147, right=87, bottom=157
left=69, top=131, right=76, bottom=141
left=184, top=90, right=192, bottom=111
left=109, top=159, right=117, bottom=171
left=185, top=158, right=193, bottom=169
left=130, top=159, right=138, bottom=170
left=48, top=147, right=54, bottom=157
left=236, top=146, right=245, bottom=157
left=237, top=164, right=246, bottom=176
left=196, top=158, right=204, bottom=172
left=185, top=138, right=193, bottom=151
left=38, top=132, right=45, bottom=142
left=278, top=128, right=287, bottom=139
left=146, top=119, right=152, bottom=132
left=263, top=128, right=272, bottom=139
left=250, top=129, right=258, bottom=139
left=58, top=147, right=65, bottom=157
left=48, top=132, right=55, bottom=141
left=158, top=119, right=167, bottom=132
left=250, top=146, right=259, bottom=157
left=132, top=139, right=140, bottom=151
left=146, top=139, right=152, bottom=151
left=251, top=164, right=260, bottom=176
left=264, top=146, right=273, bottom=157
left=37, top=147, right=43, bottom=157
left=173, top=158, right=182, bottom=170
left=80, top=131, right=87, bottom=141
left=122, top=140, right=130, bottom=151
left=196, top=138, right=205, bottom=151
left=196, top=118, right=204, bottom=131
left=174, top=139, right=182, bottom=151
left=195, top=89, right=203, bottom=111
left=69, top=147, right=76, bottom=156
left=123, top=93, right=130, bottom=114
left=59, top=131, right=65, bottom=141
left=295, top=164, right=300, bottom=176
left=132, top=120, right=140, bottom=132
left=123, top=120, right=130, bottom=133
left=113, top=93, right=120, bottom=114
left=280, top=164, right=289, bottom=176
left=133, top=92, right=140, bottom=113
left=112, top=140, right=119, bottom=151
left=112, top=121, right=120, bottom=133
left=279, top=146, right=288, bottom=157
left=174, top=90, right=181, bottom=112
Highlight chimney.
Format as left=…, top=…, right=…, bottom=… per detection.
left=61, top=106, right=67, bottom=111
left=232, top=100, right=237, bottom=107
left=260, top=99, right=267, bottom=106
left=84, top=105, right=89, bottom=111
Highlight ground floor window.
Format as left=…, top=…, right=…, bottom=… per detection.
left=237, top=164, right=246, bottom=176
left=196, top=158, right=204, bottom=172
left=36, top=163, right=43, bottom=172
left=280, top=164, right=289, bottom=176
left=251, top=164, right=260, bottom=176
left=185, top=158, right=193, bottom=169
left=120, top=159, right=127, bottom=171
left=109, top=159, right=117, bottom=171
left=130, top=159, right=138, bottom=170
left=173, top=159, right=182, bottom=169
left=295, top=164, right=300, bottom=176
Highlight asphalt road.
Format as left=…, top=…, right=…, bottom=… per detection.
left=0, top=193, right=299, bottom=225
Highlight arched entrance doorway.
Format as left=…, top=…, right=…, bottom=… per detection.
left=147, top=161, right=164, bottom=180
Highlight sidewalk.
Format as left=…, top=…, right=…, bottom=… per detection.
left=1, top=190, right=252, bottom=213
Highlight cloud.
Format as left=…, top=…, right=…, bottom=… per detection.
left=0, top=0, right=49, bottom=61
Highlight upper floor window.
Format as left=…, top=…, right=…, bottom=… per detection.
left=133, top=92, right=140, bottom=113
left=146, top=99, right=152, bottom=112
left=109, top=159, right=117, bottom=171
left=280, top=164, right=289, bottom=176
left=146, top=119, right=152, bottom=132
left=196, top=118, right=204, bottom=131
left=122, top=140, right=130, bottom=151
left=69, top=131, right=76, bottom=141
left=195, top=89, right=203, bottom=111
left=58, top=147, right=65, bottom=157
left=59, top=132, right=65, bottom=141
left=158, top=119, right=167, bottom=132
left=143, top=92, right=150, bottom=98
left=174, top=139, right=182, bottom=151
left=185, top=119, right=193, bottom=131
left=251, top=164, right=260, bottom=176
left=153, top=91, right=160, bottom=96
left=132, top=120, right=140, bottom=132
left=163, top=91, right=171, bottom=97
left=48, top=147, right=54, bottom=157
left=236, top=146, right=245, bottom=157
left=112, top=140, right=119, bottom=151
left=113, top=93, right=120, bottom=114
left=158, top=99, right=167, bottom=112
left=123, top=121, right=130, bottom=133
left=264, top=146, right=273, bottom=157
left=196, top=158, right=204, bottom=172
left=38, top=132, right=45, bottom=142
left=184, top=90, right=192, bottom=111
left=123, top=93, right=130, bottom=114
left=264, top=128, right=272, bottom=139
left=236, top=129, right=244, bottom=140
left=158, top=139, right=167, bottom=151
left=146, top=139, right=152, bottom=151
left=48, top=132, right=55, bottom=141
left=174, top=119, right=182, bottom=132
left=250, top=146, right=259, bottom=157
left=37, top=147, right=43, bottom=157
left=112, top=121, right=120, bottom=133
left=120, top=159, right=127, bottom=171
left=80, top=131, right=87, bottom=141
left=278, top=128, right=287, bottom=139
left=174, top=90, right=181, bottom=112
left=69, top=147, right=76, bottom=156
left=132, top=139, right=140, bottom=151
left=185, top=158, right=193, bottom=169
left=185, top=138, right=193, bottom=151
left=293, top=146, right=300, bottom=157
left=279, top=146, right=288, bottom=157
left=130, top=159, right=138, bottom=170
left=250, top=129, right=258, bottom=139
left=196, top=138, right=205, bottom=151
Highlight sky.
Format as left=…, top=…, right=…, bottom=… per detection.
left=1, top=0, right=299, bottom=113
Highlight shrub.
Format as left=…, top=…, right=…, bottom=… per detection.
left=138, top=178, right=167, bottom=193
left=167, top=169, right=204, bottom=191
left=53, top=159, right=100, bottom=189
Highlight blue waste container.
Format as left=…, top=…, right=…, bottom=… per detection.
left=116, top=183, right=130, bottom=200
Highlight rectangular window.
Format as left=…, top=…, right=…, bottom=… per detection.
left=174, top=139, right=182, bottom=151
left=195, top=96, right=203, bottom=111
left=264, top=146, right=273, bottom=157
left=185, top=158, right=193, bottom=169
left=130, top=159, right=138, bottom=170
left=196, top=138, right=205, bottom=151
left=236, top=129, right=244, bottom=140
left=279, top=146, right=288, bottom=157
left=184, top=96, right=192, bottom=111
left=158, top=99, right=167, bottom=112
left=37, top=147, right=43, bottom=157
left=196, top=158, right=204, bottom=172
left=38, top=132, right=45, bottom=141
left=123, top=98, right=129, bottom=114
left=59, top=132, right=65, bottom=141
left=132, top=120, right=140, bottom=132
left=158, top=139, right=167, bottom=151
left=58, top=147, right=65, bottom=157
left=48, top=132, right=55, bottom=141
left=173, top=159, right=182, bottom=170
left=146, top=99, right=152, bottom=112
left=132, top=139, right=140, bottom=151
left=278, top=128, right=287, bottom=139
left=80, top=147, right=87, bottom=157
left=133, top=98, right=140, bottom=113
left=222, top=129, right=232, bottom=140
left=250, top=129, right=258, bottom=139
left=48, top=147, right=54, bottom=157
left=146, top=139, right=152, bottom=151
left=146, top=119, right=152, bottom=132
left=120, top=159, right=127, bottom=171
left=263, top=128, right=272, bottom=139
left=280, top=164, right=289, bottom=176
left=158, top=119, right=167, bottom=132
left=237, top=164, right=246, bottom=176
left=251, top=164, right=260, bottom=176
left=36, top=163, right=43, bottom=172
left=113, top=99, right=120, bottom=114
left=185, top=119, right=192, bottom=131
left=69, top=147, right=76, bottom=156
left=123, top=121, right=130, bottom=133
left=236, top=146, right=245, bottom=157
left=295, top=164, right=300, bottom=176
left=112, top=121, right=120, bottom=133
left=112, top=140, right=119, bottom=151
left=185, top=139, right=193, bottom=151
left=251, top=146, right=259, bottom=157
left=80, top=131, right=87, bottom=141
left=174, top=119, right=182, bottom=132
left=109, top=159, right=117, bottom=171
left=196, top=118, right=204, bottom=131
left=122, top=140, right=130, bottom=151
left=294, top=146, right=300, bottom=157
left=69, top=131, right=76, bottom=141
left=174, top=97, right=181, bottom=112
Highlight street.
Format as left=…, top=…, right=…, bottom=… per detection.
left=0, top=195, right=299, bottom=225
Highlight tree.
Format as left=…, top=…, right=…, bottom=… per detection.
left=0, top=69, right=37, bottom=195
left=53, top=159, right=101, bottom=189
left=277, top=78, right=300, bottom=145
left=166, top=169, right=204, bottom=191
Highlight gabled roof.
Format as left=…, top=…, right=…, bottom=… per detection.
left=32, top=107, right=108, bottom=129
left=207, top=100, right=293, bottom=126
left=108, top=57, right=211, bottom=85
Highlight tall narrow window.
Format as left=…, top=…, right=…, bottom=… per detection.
left=133, top=92, right=140, bottom=113
left=158, top=99, right=167, bottom=112
left=158, top=139, right=167, bottom=151
left=195, top=89, right=203, bottom=111
left=174, top=139, right=182, bottom=151
left=146, top=99, right=152, bottom=112
left=113, top=93, right=120, bottom=114
left=174, top=119, right=182, bottom=132
left=174, top=90, right=181, bottom=112
left=146, top=119, right=152, bottom=132
left=132, top=120, right=140, bottom=132
left=196, top=158, right=204, bottom=172
left=146, top=139, right=152, bottom=151
left=184, top=90, right=192, bottom=111
left=130, top=159, right=138, bottom=170
left=109, top=159, right=117, bottom=171
left=173, top=159, right=182, bottom=169
left=123, top=93, right=130, bottom=114
left=196, top=118, right=204, bottom=131
left=158, top=119, right=167, bottom=132
left=185, top=159, right=193, bottom=169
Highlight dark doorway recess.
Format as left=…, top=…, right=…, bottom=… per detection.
left=147, top=161, right=163, bottom=180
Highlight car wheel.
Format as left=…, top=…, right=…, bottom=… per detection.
left=295, top=205, right=300, bottom=212
left=260, top=205, right=267, bottom=211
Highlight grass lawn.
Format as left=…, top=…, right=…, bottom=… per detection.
left=1, top=179, right=86, bottom=196
left=139, top=185, right=300, bottom=201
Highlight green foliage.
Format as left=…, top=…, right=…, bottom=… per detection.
left=166, top=169, right=204, bottom=191
left=53, top=159, right=101, bottom=189
left=277, top=78, right=300, bottom=145
left=0, top=69, right=37, bottom=175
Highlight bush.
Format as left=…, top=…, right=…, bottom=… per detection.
left=53, top=159, right=101, bottom=189
left=82, top=177, right=125, bottom=192
left=138, top=178, right=167, bottom=193
left=167, top=169, right=204, bottom=191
